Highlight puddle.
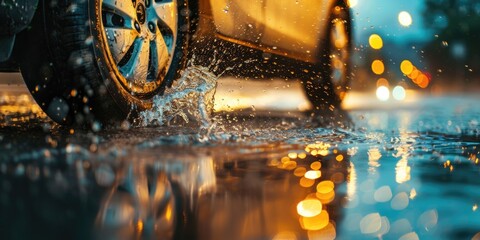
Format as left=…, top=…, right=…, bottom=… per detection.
left=1, top=69, right=480, bottom=240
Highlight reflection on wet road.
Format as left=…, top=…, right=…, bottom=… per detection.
left=0, top=81, right=479, bottom=240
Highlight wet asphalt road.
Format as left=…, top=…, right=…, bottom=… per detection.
left=0, top=80, right=479, bottom=240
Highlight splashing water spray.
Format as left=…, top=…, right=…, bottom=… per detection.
left=136, top=66, right=218, bottom=129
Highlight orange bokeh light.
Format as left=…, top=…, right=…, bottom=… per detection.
left=371, top=60, right=385, bottom=75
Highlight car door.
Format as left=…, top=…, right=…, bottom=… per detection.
left=262, top=0, right=333, bottom=62
left=209, top=0, right=265, bottom=44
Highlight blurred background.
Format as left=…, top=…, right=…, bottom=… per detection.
left=214, top=0, right=480, bottom=112
left=350, top=0, right=480, bottom=94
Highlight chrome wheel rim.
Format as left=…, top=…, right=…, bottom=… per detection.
left=101, top=0, right=178, bottom=96
left=329, top=7, right=349, bottom=100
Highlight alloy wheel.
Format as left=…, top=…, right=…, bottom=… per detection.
left=101, top=0, right=178, bottom=97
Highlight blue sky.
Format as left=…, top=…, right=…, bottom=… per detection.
left=351, top=0, right=433, bottom=44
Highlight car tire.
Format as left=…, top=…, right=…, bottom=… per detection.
left=303, top=4, right=351, bottom=110
left=14, top=0, right=192, bottom=127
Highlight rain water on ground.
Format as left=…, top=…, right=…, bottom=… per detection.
left=0, top=67, right=479, bottom=240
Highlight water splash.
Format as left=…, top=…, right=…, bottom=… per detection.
left=137, top=66, right=218, bottom=128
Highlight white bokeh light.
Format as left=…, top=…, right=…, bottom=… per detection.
left=392, top=86, right=406, bottom=101
left=376, top=86, right=390, bottom=101
left=398, top=11, right=413, bottom=27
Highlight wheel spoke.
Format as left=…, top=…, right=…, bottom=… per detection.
left=152, top=1, right=177, bottom=37
left=152, top=29, right=170, bottom=78
left=103, top=0, right=136, bottom=22
left=120, top=38, right=150, bottom=85
left=105, top=27, right=139, bottom=64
